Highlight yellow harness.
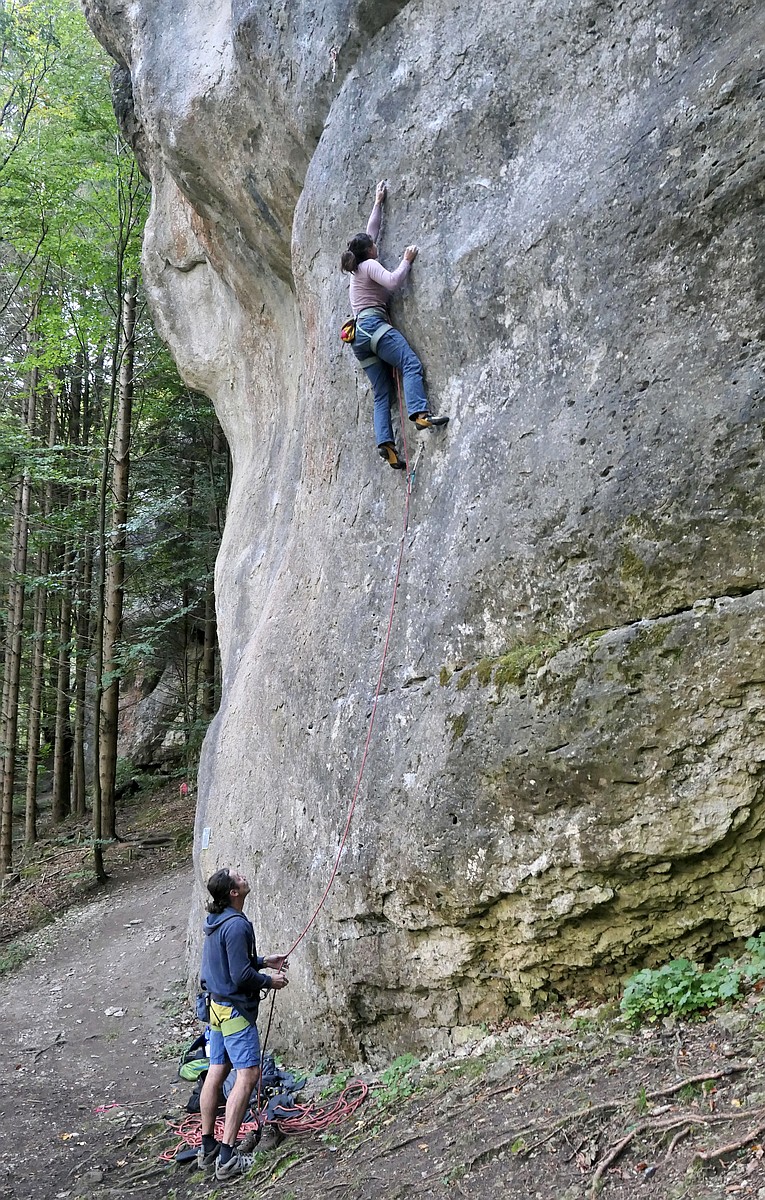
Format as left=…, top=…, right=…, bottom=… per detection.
left=209, top=1000, right=251, bottom=1037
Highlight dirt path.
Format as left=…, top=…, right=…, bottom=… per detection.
left=2, top=870, right=764, bottom=1200
left=0, top=869, right=192, bottom=1200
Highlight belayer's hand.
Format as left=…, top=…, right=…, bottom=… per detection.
left=404, top=244, right=418, bottom=262
left=269, top=972, right=289, bottom=990
left=375, top=179, right=387, bottom=204
left=263, top=953, right=289, bottom=971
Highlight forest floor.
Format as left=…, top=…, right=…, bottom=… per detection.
left=1, top=792, right=765, bottom=1200
left=0, top=780, right=195, bottom=952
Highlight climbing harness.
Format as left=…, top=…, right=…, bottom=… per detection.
left=346, top=305, right=394, bottom=367
left=209, top=1000, right=251, bottom=1037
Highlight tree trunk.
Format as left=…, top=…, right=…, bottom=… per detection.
left=90, top=352, right=109, bottom=881
left=24, top=534, right=49, bottom=845
left=98, top=275, right=137, bottom=842
left=0, top=484, right=24, bottom=772
left=25, top=389, right=57, bottom=843
left=69, top=354, right=90, bottom=819
left=0, top=363, right=37, bottom=874
left=71, top=540, right=92, bottom=819
left=51, top=545, right=73, bottom=823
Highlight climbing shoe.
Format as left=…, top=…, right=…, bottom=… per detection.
left=413, top=412, right=449, bottom=429
left=196, top=1141, right=220, bottom=1173
left=378, top=442, right=406, bottom=470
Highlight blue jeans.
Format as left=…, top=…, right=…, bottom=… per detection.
left=352, top=311, right=428, bottom=446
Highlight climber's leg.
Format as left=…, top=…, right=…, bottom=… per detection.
left=374, top=328, right=428, bottom=420
left=362, top=358, right=396, bottom=447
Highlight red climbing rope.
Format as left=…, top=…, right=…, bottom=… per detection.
left=273, top=1079, right=370, bottom=1135
left=164, top=380, right=413, bottom=1166
left=159, top=1080, right=370, bottom=1161
left=159, top=1112, right=261, bottom=1162
left=284, top=370, right=419, bottom=958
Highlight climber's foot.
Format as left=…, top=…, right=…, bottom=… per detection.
left=413, top=412, right=449, bottom=430
left=378, top=442, right=406, bottom=469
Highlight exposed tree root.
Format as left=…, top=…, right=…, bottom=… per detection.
left=644, top=1064, right=748, bottom=1101
left=590, top=1128, right=638, bottom=1191
left=664, top=1125, right=691, bottom=1158
left=587, top=1095, right=765, bottom=1194
left=459, top=1062, right=759, bottom=1197
left=691, top=1117, right=765, bottom=1165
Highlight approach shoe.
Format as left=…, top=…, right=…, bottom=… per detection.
left=238, top=1124, right=285, bottom=1154
left=196, top=1141, right=220, bottom=1173
left=214, top=1149, right=256, bottom=1181
left=257, top=1124, right=285, bottom=1152
left=413, top=412, right=449, bottom=430
left=378, top=442, right=406, bottom=469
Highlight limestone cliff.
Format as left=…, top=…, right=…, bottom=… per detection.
left=83, top=0, right=765, bottom=1059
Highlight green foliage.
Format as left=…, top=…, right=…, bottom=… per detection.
left=742, top=934, right=765, bottom=983
left=373, top=1054, right=421, bottom=1108
left=621, top=959, right=737, bottom=1024
left=317, top=1067, right=353, bottom=1099
left=114, top=757, right=136, bottom=793
left=381, top=1053, right=419, bottom=1081
left=0, top=0, right=229, bottom=875
left=620, top=939, right=765, bottom=1026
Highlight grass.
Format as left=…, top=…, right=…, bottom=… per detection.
left=0, top=937, right=33, bottom=976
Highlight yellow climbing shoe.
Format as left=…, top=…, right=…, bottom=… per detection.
left=378, top=443, right=406, bottom=469
left=413, top=412, right=449, bottom=430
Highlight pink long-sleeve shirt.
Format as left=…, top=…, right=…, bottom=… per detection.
left=348, top=200, right=411, bottom=315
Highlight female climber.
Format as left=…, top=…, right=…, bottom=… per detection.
left=341, top=180, right=449, bottom=470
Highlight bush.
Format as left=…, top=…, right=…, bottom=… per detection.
left=620, top=935, right=765, bottom=1026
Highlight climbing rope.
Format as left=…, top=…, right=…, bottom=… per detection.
left=271, top=1079, right=370, bottom=1135
left=159, top=1112, right=261, bottom=1162
left=166, top=387, right=419, bottom=1164
left=284, top=368, right=420, bottom=958
left=160, top=1079, right=370, bottom=1160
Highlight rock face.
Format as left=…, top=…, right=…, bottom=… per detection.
left=83, top=0, right=764, bottom=1059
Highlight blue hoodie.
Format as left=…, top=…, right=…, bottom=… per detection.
left=200, top=906, right=273, bottom=1024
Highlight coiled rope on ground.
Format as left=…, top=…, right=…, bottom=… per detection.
left=159, top=1080, right=370, bottom=1160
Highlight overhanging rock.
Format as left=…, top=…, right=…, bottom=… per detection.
left=84, top=0, right=765, bottom=1059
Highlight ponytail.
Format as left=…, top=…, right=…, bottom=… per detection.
left=341, top=249, right=358, bottom=272
left=341, top=232, right=374, bottom=273
left=206, top=868, right=234, bottom=914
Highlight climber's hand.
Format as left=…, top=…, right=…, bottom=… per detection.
left=404, top=244, right=418, bottom=262
left=269, top=972, right=289, bottom=990
left=375, top=180, right=387, bottom=204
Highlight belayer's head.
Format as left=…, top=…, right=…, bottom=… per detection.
left=206, top=867, right=250, bottom=914
left=341, top=232, right=377, bottom=273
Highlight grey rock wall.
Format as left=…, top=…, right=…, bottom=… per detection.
left=84, top=0, right=765, bottom=1059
